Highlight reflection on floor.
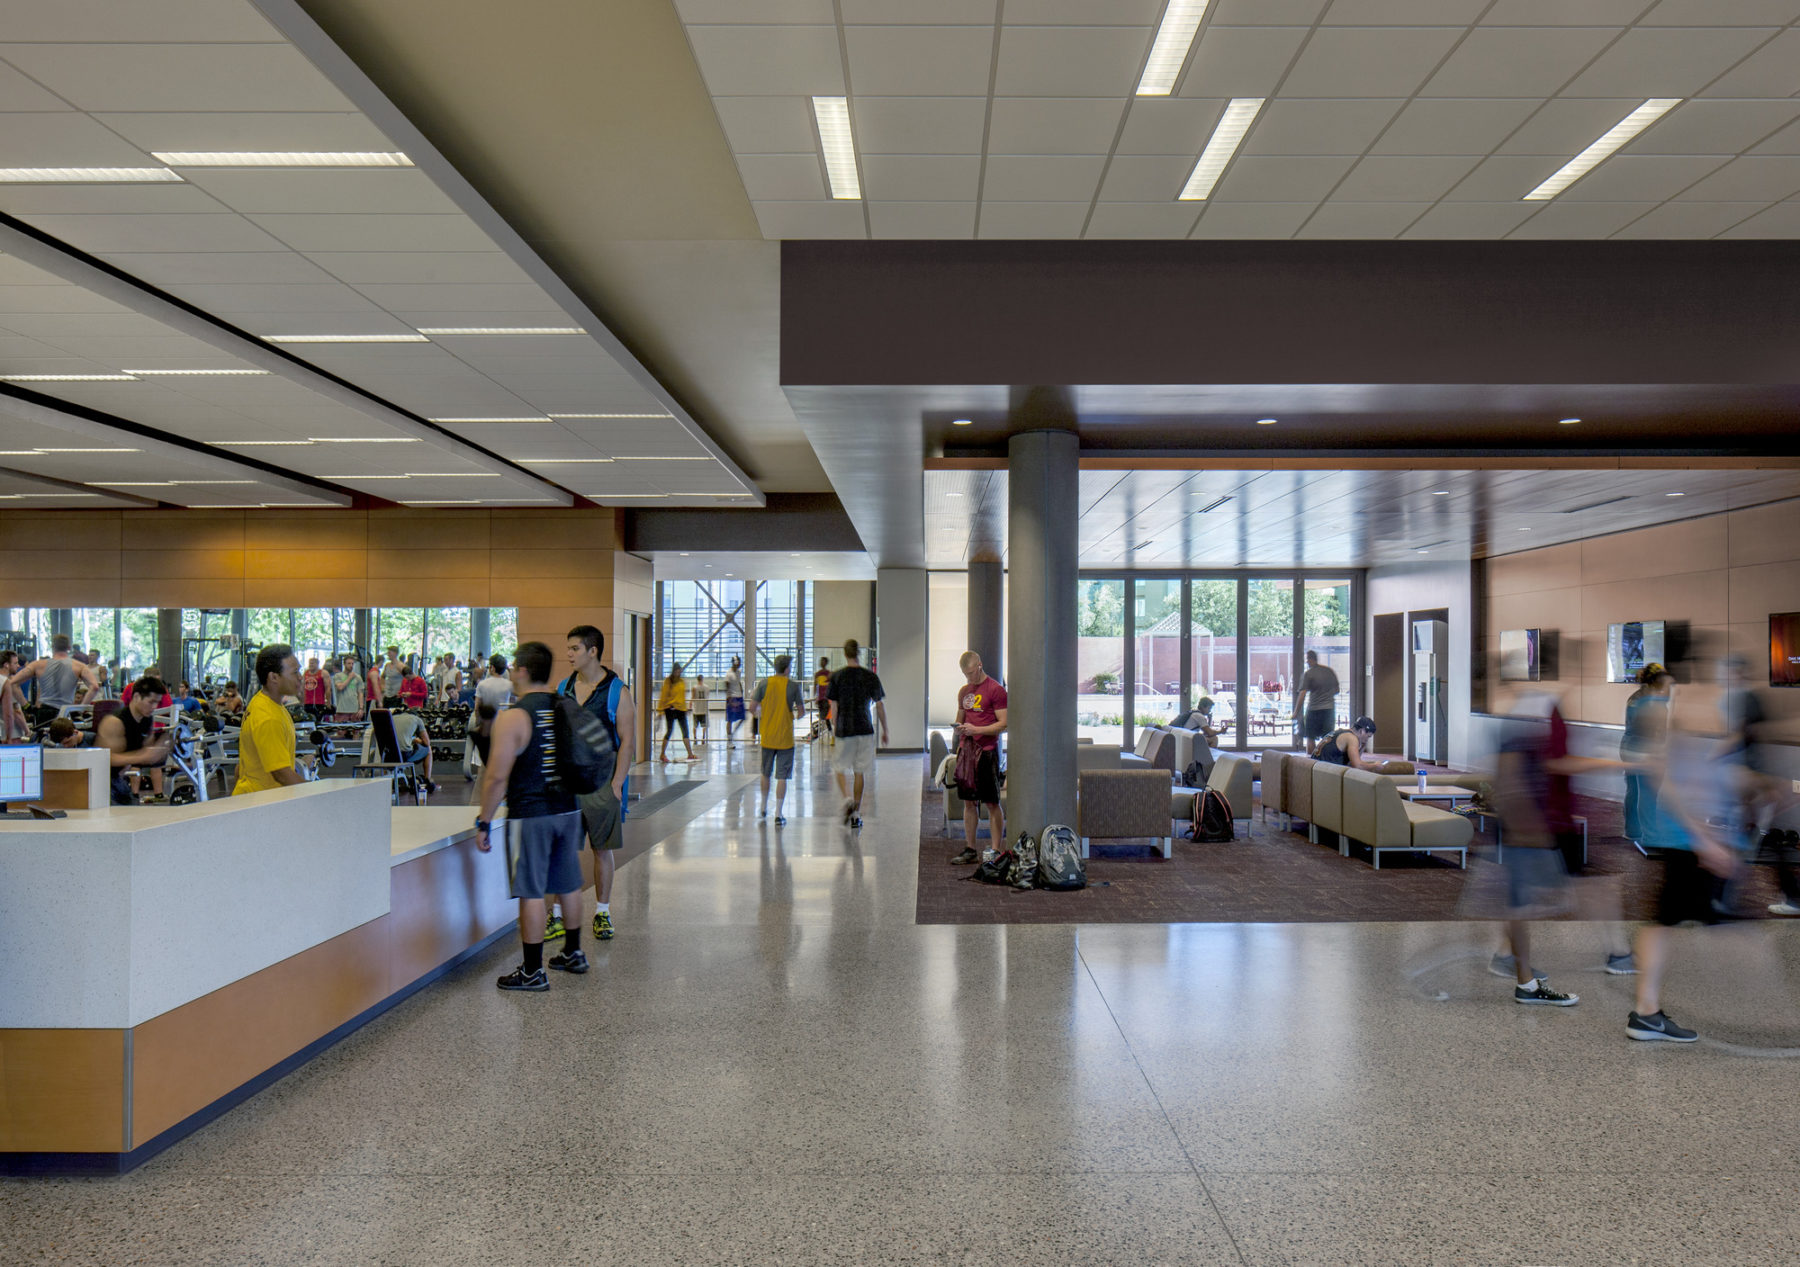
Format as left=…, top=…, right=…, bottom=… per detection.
left=6, top=736, right=1797, bottom=1265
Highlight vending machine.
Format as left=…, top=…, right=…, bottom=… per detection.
left=1412, top=619, right=1448, bottom=764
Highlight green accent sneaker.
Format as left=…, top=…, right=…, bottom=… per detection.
left=543, top=914, right=566, bottom=941
left=593, top=910, right=615, bottom=940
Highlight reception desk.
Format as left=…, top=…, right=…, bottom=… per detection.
left=0, top=783, right=513, bottom=1173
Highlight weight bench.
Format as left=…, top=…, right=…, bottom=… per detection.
left=353, top=709, right=424, bottom=804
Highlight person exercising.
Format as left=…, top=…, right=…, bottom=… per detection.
left=97, top=676, right=176, bottom=805
left=12, top=634, right=99, bottom=726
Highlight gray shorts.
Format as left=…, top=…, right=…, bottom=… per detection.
left=578, top=784, right=624, bottom=852
left=505, top=811, right=584, bottom=899
left=760, top=745, right=795, bottom=780
left=1504, top=845, right=1568, bottom=913
left=832, top=732, right=876, bottom=775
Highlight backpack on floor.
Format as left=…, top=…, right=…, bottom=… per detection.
left=1189, top=788, right=1234, bottom=843
left=972, top=847, right=1017, bottom=886
left=1008, top=831, right=1039, bottom=890
left=1036, top=824, right=1086, bottom=891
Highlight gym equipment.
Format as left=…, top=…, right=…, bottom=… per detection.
left=298, top=728, right=338, bottom=782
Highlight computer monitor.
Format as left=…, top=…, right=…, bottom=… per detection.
left=0, top=744, right=43, bottom=804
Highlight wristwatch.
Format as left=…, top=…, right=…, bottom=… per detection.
left=474, top=817, right=491, bottom=833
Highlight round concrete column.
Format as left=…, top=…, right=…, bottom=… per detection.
left=967, top=559, right=1003, bottom=684
left=1005, top=429, right=1079, bottom=840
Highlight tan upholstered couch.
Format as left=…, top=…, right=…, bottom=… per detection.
left=1169, top=753, right=1256, bottom=829
left=1305, top=761, right=1471, bottom=868
left=1078, top=768, right=1175, bottom=859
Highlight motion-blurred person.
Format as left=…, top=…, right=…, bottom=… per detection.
left=1718, top=655, right=1797, bottom=881
left=656, top=662, right=695, bottom=763
left=813, top=656, right=832, bottom=739
left=691, top=673, right=710, bottom=745
left=724, top=655, right=745, bottom=746
left=46, top=717, right=86, bottom=748
left=1620, top=664, right=1673, bottom=850
left=1627, top=685, right=1743, bottom=1042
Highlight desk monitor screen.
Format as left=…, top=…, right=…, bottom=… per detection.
left=0, top=743, right=43, bottom=803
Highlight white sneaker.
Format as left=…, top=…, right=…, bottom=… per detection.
left=1769, top=901, right=1800, bottom=917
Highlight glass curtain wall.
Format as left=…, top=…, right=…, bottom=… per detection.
left=1076, top=578, right=1126, bottom=747
left=1301, top=579, right=1354, bottom=734
left=659, top=580, right=748, bottom=682
left=1188, top=579, right=1238, bottom=734
left=1132, top=579, right=1182, bottom=729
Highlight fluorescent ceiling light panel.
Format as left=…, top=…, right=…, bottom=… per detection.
left=401, top=499, right=482, bottom=505
left=593, top=493, right=668, bottom=498
left=121, top=368, right=267, bottom=376
left=323, top=474, right=408, bottom=479
left=262, top=333, right=429, bottom=343
left=152, top=151, right=412, bottom=167
left=430, top=417, right=548, bottom=423
left=812, top=96, right=861, bottom=200
left=0, top=167, right=180, bottom=183
left=521, top=458, right=614, bottom=464
left=208, top=439, right=314, bottom=447
left=1523, top=99, right=1682, bottom=201
left=1137, top=0, right=1211, bottom=96
left=414, top=327, right=585, bottom=336
left=613, top=455, right=711, bottom=461
left=167, top=480, right=257, bottom=485
left=403, top=472, right=500, bottom=478
left=308, top=436, right=420, bottom=444
left=2, top=373, right=137, bottom=382
left=1179, top=98, right=1263, bottom=200
left=93, top=481, right=172, bottom=487
left=36, top=447, right=139, bottom=453
left=547, top=412, right=670, bottom=419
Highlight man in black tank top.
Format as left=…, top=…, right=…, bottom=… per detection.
left=97, top=677, right=175, bottom=805
left=474, top=641, right=587, bottom=992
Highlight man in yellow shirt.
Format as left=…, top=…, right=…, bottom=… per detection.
left=233, top=644, right=304, bottom=795
left=753, top=654, right=804, bottom=825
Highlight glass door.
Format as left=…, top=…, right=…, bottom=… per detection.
left=1187, top=578, right=1239, bottom=744
left=1132, top=579, right=1182, bottom=732
left=1245, top=578, right=1295, bottom=747
left=1076, top=578, right=1125, bottom=747
left=1301, top=579, right=1354, bottom=735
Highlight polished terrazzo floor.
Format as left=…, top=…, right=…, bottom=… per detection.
left=7, top=738, right=1800, bottom=1265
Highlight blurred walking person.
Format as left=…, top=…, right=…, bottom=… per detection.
left=1620, top=664, right=1673, bottom=850
left=656, top=662, right=695, bottom=763
left=724, top=655, right=746, bottom=747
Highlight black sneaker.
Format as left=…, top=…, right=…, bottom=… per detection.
left=1514, top=977, right=1578, bottom=1006
left=774, top=815, right=786, bottom=826
left=950, top=847, right=979, bottom=865
left=1627, top=1010, right=1698, bottom=1042
left=850, top=816, right=862, bottom=829
left=497, top=965, right=548, bottom=992
left=547, top=949, right=589, bottom=974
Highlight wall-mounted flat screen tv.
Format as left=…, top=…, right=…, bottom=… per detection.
left=1772, top=612, right=1800, bottom=688
left=1606, top=621, right=1665, bottom=683
left=1499, top=628, right=1540, bottom=682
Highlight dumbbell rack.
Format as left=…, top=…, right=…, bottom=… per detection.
left=416, top=705, right=473, bottom=767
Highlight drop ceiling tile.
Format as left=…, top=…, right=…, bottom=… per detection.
left=860, top=154, right=981, bottom=200
left=1498, top=98, right=1642, bottom=155
left=841, top=0, right=997, bottom=21
left=1371, top=98, right=1540, bottom=155
left=1085, top=202, right=1202, bottom=238
left=994, top=27, right=1150, bottom=97
left=675, top=0, right=835, bottom=20
left=90, top=111, right=396, bottom=153
left=1179, top=27, right=1311, bottom=98
left=1242, top=99, right=1404, bottom=155
left=988, top=98, right=1126, bottom=154
left=1671, top=155, right=1800, bottom=202
left=1504, top=200, right=1655, bottom=238
left=1281, top=27, right=1463, bottom=98
left=981, top=154, right=1106, bottom=201
left=1421, top=27, right=1622, bottom=97
left=1296, top=201, right=1429, bottom=237
left=1700, top=30, right=1800, bottom=98
left=247, top=213, right=496, bottom=253
left=1480, top=0, right=1653, bottom=22
left=710, top=96, right=820, bottom=154
left=750, top=200, right=867, bottom=240
left=301, top=252, right=533, bottom=286
left=685, top=26, right=845, bottom=96
left=13, top=211, right=286, bottom=253
left=850, top=97, right=988, bottom=154
left=0, top=62, right=74, bottom=112
left=1610, top=200, right=1769, bottom=238
left=1716, top=200, right=1800, bottom=237
left=0, top=184, right=229, bottom=216
left=732, top=153, right=828, bottom=201
left=1212, top=0, right=1329, bottom=22
left=0, top=0, right=282, bottom=42
left=1334, top=154, right=1480, bottom=200
left=1626, top=100, right=1800, bottom=157
left=1010, top=0, right=1161, bottom=20
left=1753, top=117, right=1800, bottom=155
left=1399, top=201, right=1541, bottom=237
left=1561, top=27, right=1777, bottom=97
left=91, top=252, right=331, bottom=287
left=1214, top=154, right=1357, bottom=201
left=1558, top=154, right=1727, bottom=201
left=975, top=201, right=1091, bottom=238
left=867, top=201, right=977, bottom=239
left=1098, top=154, right=1197, bottom=201
left=0, top=111, right=158, bottom=166
left=1442, top=153, right=1564, bottom=199
left=169, top=282, right=388, bottom=315
left=178, top=169, right=461, bottom=216
left=0, top=43, right=355, bottom=113
left=1116, top=99, right=1226, bottom=155
left=1641, top=0, right=1800, bottom=20
left=846, top=26, right=994, bottom=96
left=1322, top=0, right=1488, bottom=20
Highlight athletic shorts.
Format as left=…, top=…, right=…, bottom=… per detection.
left=832, top=732, right=876, bottom=775
left=1302, top=708, right=1334, bottom=741
left=956, top=747, right=1003, bottom=806
left=760, top=745, right=795, bottom=780
left=505, top=811, right=584, bottom=900
left=1656, top=849, right=1724, bottom=927
left=1503, top=845, right=1568, bottom=913
left=578, top=784, right=624, bottom=852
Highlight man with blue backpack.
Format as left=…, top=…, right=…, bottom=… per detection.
left=550, top=624, right=634, bottom=944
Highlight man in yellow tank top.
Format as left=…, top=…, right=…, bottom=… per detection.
left=753, top=654, right=804, bottom=825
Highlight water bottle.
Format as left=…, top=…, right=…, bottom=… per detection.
left=1417, top=770, right=1428, bottom=793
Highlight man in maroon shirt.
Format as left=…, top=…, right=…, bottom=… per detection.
left=949, top=650, right=1008, bottom=865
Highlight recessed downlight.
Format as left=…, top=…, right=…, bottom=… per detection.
left=1666, top=491, right=1685, bottom=497
left=1256, top=418, right=1277, bottom=426
left=1558, top=417, right=1581, bottom=425
left=951, top=418, right=973, bottom=426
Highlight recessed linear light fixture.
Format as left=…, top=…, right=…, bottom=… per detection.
left=401, top=499, right=482, bottom=506
left=1666, top=491, right=1686, bottom=497
left=415, top=327, right=585, bottom=336
left=262, top=333, right=430, bottom=344
left=1559, top=417, right=1581, bottom=425
left=594, top=493, right=670, bottom=498
left=1433, top=490, right=1450, bottom=496
left=429, top=417, right=549, bottom=424
left=812, top=96, right=862, bottom=200
left=121, top=368, right=268, bottom=376
left=169, top=480, right=258, bottom=485
left=945, top=492, right=964, bottom=498
left=308, top=436, right=421, bottom=444
left=93, top=481, right=173, bottom=487
left=36, top=447, right=140, bottom=453
left=1523, top=100, right=1681, bottom=201
left=1255, top=417, right=1277, bottom=425
left=208, top=439, right=314, bottom=447
left=612, top=455, right=711, bottom=461
left=1178, top=98, right=1263, bottom=200
left=323, top=474, right=408, bottom=480
left=951, top=418, right=973, bottom=426
left=520, top=457, right=614, bottom=464
left=1137, top=0, right=1211, bottom=96
left=547, top=412, right=671, bottom=419
left=403, top=472, right=501, bottom=478
left=2, top=373, right=137, bottom=382
left=0, top=167, right=180, bottom=183
left=152, top=151, right=413, bottom=167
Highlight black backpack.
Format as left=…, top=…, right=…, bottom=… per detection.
left=1182, top=759, right=1205, bottom=788
left=1189, top=788, right=1234, bottom=843
left=972, top=847, right=1017, bottom=886
left=552, top=695, right=616, bottom=796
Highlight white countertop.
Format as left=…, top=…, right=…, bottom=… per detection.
left=389, top=804, right=483, bottom=865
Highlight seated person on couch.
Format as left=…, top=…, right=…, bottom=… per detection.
left=1316, top=716, right=1382, bottom=771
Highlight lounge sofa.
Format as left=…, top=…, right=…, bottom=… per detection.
left=1169, top=753, right=1256, bottom=831
left=1078, top=768, right=1175, bottom=859
left=1307, top=762, right=1471, bottom=869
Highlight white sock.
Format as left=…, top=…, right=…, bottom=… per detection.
left=598, top=903, right=610, bottom=914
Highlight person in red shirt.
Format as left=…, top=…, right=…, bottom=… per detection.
left=399, top=663, right=431, bottom=709
left=949, top=650, right=1008, bottom=865
left=301, top=657, right=330, bottom=721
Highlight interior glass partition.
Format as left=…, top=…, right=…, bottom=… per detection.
left=1076, top=578, right=1125, bottom=747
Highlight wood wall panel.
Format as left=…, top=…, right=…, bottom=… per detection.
left=1728, top=560, right=1800, bottom=626
left=1580, top=516, right=1727, bottom=585
left=1727, top=502, right=1800, bottom=568
left=244, top=548, right=371, bottom=581
left=387, top=836, right=515, bottom=988
left=121, top=511, right=247, bottom=552
left=366, top=547, right=490, bottom=581
left=0, top=514, right=122, bottom=551
left=0, top=1028, right=124, bottom=1152
left=121, top=579, right=245, bottom=608
left=0, top=576, right=122, bottom=607
left=491, top=577, right=612, bottom=608
left=367, top=512, right=492, bottom=552
left=244, top=512, right=368, bottom=551
left=488, top=548, right=617, bottom=579
left=40, top=767, right=96, bottom=810
left=130, top=916, right=392, bottom=1148
left=489, top=508, right=619, bottom=551
left=122, top=548, right=245, bottom=581
left=1488, top=542, right=1580, bottom=598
